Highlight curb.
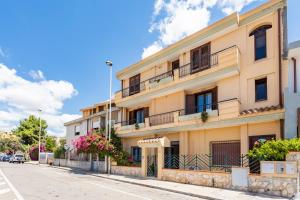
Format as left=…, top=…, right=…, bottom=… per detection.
left=51, top=165, right=220, bottom=200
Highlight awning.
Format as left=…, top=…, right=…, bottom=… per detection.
left=137, top=137, right=170, bottom=148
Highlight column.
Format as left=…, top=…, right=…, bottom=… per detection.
left=157, top=146, right=164, bottom=180
left=141, top=147, right=148, bottom=177
left=240, top=124, right=249, bottom=155
left=179, top=131, right=189, bottom=155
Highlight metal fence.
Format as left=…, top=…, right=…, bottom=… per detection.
left=164, top=154, right=260, bottom=173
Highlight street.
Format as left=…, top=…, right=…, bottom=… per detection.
left=0, top=162, right=203, bottom=200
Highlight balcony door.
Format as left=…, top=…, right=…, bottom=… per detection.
left=129, top=74, right=140, bottom=95
left=196, top=92, right=212, bottom=113
left=191, top=43, right=211, bottom=73
left=129, top=107, right=149, bottom=125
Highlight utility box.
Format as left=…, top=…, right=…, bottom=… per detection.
left=232, top=167, right=249, bottom=187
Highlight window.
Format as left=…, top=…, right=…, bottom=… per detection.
left=191, top=43, right=211, bottom=73
left=74, top=126, right=80, bottom=136
left=171, top=59, right=180, bottom=71
left=129, top=74, right=140, bottom=95
left=131, top=146, right=141, bottom=162
left=128, top=107, right=149, bottom=125
left=255, top=78, right=267, bottom=101
left=93, top=108, right=97, bottom=114
left=185, top=87, right=217, bottom=114
left=249, top=25, right=272, bottom=61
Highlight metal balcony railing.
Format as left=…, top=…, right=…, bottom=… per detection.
left=122, top=81, right=146, bottom=98
left=148, top=70, right=173, bottom=84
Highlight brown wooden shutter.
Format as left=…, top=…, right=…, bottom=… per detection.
left=144, top=107, right=149, bottom=118
left=129, top=74, right=140, bottom=95
left=212, top=86, right=218, bottom=110
left=200, top=42, right=211, bottom=69
left=129, top=111, right=134, bottom=125
left=185, top=94, right=195, bottom=114
left=191, top=48, right=200, bottom=71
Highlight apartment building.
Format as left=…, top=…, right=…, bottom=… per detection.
left=114, top=0, right=288, bottom=177
left=65, top=99, right=119, bottom=151
left=284, top=40, right=300, bottom=138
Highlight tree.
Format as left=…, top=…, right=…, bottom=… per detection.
left=13, top=115, right=47, bottom=146
left=0, top=134, right=24, bottom=154
left=45, top=135, right=57, bottom=152
left=54, top=138, right=66, bottom=159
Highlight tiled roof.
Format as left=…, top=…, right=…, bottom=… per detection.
left=240, top=105, right=282, bottom=115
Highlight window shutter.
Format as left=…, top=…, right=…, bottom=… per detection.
left=129, top=111, right=134, bottom=125
left=185, top=94, right=195, bottom=114
left=144, top=107, right=149, bottom=118
left=200, top=43, right=211, bottom=69
left=191, top=48, right=200, bottom=71
left=212, top=87, right=218, bottom=110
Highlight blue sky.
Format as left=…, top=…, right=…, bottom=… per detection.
left=0, top=0, right=299, bottom=136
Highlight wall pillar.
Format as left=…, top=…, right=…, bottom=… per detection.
left=157, top=146, right=164, bottom=180
left=141, top=147, right=148, bottom=177
left=179, top=131, right=189, bottom=155
left=240, top=124, right=249, bottom=155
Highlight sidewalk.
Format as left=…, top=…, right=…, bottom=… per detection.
left=51, top=165, right=288, bottom=200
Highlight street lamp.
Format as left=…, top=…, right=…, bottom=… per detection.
left=106, top=60, right=113, bottom=174
left=38, top=109, right=42, bottom=165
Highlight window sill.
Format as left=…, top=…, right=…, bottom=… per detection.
left=255, top=99, right=268, bottom=103
left=253, top=57, right=269, bottom=64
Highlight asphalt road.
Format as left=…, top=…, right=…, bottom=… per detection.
left=0, top=162, right=203, bottom=200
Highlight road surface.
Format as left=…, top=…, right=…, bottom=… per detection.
left=0, top=162, right=203, bottom=200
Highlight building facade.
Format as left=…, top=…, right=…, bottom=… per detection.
left=284, top=40, right=300, bottom=138
left=64, top=100, right=119, bottom=153
left=114, top=0, right=288, bottom=178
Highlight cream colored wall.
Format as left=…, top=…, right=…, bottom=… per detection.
left=150, top=91, right=185, bottom=115
left=188, top=126, right=240, bottom=155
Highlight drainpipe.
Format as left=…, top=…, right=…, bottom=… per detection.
left=292, top=58, right=297, bottom=93
left=277, top=8, right=283, bottom=108
left=282, top=4, right=288, bottom=59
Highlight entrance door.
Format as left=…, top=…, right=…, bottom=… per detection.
left=147, top=155, right=157, bottom=177
left=164, top=141, right=180, bottom=169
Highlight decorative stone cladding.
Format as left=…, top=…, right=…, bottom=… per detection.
left=248, top=175, right=297, bottom=198
left=161, top=169, right=231, bottom=189
left=111, top=166, right=142, bottom=177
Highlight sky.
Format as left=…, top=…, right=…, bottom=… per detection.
left=0, top=0, right=299, bottom=137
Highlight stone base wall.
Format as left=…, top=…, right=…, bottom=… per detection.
left=248, top=175, right=297, bottom=198
left=161, top=169, right=231, bottom=189
left=53, top=159, right=93, bottom=171
left=111, top=166, right=142, bottom=177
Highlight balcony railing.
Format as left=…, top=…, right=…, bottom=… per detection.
left=179, top=103, right=218, bottom=116
left=149, top=111, right=176, bottom=126
left=149, top=70, right=173, bottom=84
left=179, top=45, right=236, bottom=77
left=122, top=81, right=146, bottom=98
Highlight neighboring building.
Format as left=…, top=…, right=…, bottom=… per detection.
left=64, top=99, right=119, bottom=151
left=114, top=0, right=288, bottom=178
left=284, top=40, right=300, bottom=138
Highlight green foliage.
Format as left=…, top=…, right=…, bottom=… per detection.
left=45, top=136, right=57, bottom=152
left=54, top=138, right=66, bottom=159
left=0, top=135, right=24, bottom=154
left=248, top=138, right=300, bottom=161
left=201, top=111, right=208, bottom=122
left=13, top=115, right=47, bottom=146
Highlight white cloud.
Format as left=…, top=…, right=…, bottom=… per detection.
left=0, top=63, right=80, bottom=137
left=29, top=70, right=45, bottom=80
left=142, top=0, right=258, bottom=58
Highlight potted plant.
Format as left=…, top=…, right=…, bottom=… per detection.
left=201, top=111, right=208, bottom=122
left=135, top=122, right=139, bottom=130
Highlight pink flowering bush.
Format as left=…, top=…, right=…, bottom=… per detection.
left=72, top=133, right=114, bottom=157
left=29, top=144, right=45, bottom=161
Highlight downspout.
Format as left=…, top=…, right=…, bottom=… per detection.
left=292, top=58, right=297, bottom=93
left=278, top=8, right=284, bottom=139
left=277, top=8, right=283, bottom=108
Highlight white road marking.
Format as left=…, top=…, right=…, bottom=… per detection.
left=0, top=188, right=11, bottom=195
left=88, top=181, right=153, bottom=200
left=0, top=169, right=24, bottom=200
left=0, top=181, right=6, bottom=186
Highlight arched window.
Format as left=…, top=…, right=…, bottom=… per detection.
left=249, top=25, right=272, bottom=61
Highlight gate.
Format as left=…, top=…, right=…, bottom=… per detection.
left=147, top=155, right=157, bottom=177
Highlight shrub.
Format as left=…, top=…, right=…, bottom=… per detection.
left=29, top=144, right=45, bottom=161
left=248, top=138, right=300, bottom=161
left=54, top=146, right=66, bottom=159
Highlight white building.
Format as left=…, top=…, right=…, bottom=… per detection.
left=284, top=40, right=300, bottom=138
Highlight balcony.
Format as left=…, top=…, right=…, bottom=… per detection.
left=115, top=46, right=240, bottom=107
left=115, top=98, right=241, bottom=136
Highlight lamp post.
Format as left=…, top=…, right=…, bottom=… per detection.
left=38, top=109, right=42, bottom=165
left=106, top=60, right=113, bottom=174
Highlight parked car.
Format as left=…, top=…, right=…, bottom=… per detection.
left=2, top=155, right=12, bottom=162
left=9, top=154, right=25, bottom=164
